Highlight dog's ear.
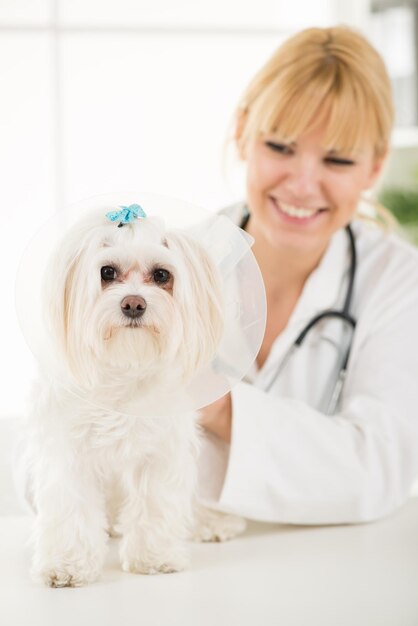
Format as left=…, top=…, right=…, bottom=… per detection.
left=42, top=227, right=86, bottom=374
left=164, top=230, right=224, bottom=381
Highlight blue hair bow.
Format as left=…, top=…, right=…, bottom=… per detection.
left=105, top=204, right=146, bottom=227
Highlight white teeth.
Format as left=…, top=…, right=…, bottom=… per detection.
left=278, top=201, right=318, bottom=218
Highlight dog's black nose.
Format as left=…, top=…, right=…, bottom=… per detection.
left=120, top=295, right=147, bottom=319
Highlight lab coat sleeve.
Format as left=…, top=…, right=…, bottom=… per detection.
left=218, top=266, right=418, bottom=524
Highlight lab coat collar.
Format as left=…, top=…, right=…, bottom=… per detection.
left=250, top=225, right=352, bottom=383
left=220, top=202, right=350, bottom=320
left=220, top=200, right=352, bottom=346
left=290, top=226, right=350, bottom=324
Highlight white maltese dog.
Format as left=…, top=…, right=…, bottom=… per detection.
left=19, top=206, right=244, bottom=587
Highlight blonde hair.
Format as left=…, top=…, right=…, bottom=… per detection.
left=237, top=26, right=394, bottom=160
left=235, top=26, right=397, bottom=230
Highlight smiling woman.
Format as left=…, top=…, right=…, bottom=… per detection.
left=197, top=25, right=418, bottom=527
left=235, top=26, right=392, bottom=261
left=244, top=123, right=385, bottom=260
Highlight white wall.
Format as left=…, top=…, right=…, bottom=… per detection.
left=4, top=0, right=406, bottom=420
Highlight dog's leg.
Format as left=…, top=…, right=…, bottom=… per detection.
left=192, top=501, right=247, bottom=542
left=118, top=448, right=196, bottom=575
left=31, top=451, right=108, bottom=587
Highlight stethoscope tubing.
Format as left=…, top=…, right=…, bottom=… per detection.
left=240, top=208, right=357, bottom=414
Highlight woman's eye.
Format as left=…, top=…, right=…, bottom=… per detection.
left=153, top=268, right=171, bottom=284
left=326, top=157, right=355, bottom=166
left=101, top=266, right=117, bottom=281
left=265, top=141, right=292, bottom=154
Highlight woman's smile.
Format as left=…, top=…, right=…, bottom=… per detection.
left=245, top=123, right=384, bottom=255
left=267, top=196, right=329, bottom=225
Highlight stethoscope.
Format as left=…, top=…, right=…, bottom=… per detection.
left=240, top=208, right=357, bottom=415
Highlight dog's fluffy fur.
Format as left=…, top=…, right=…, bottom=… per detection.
left=19, top=211, right=244, bottom=587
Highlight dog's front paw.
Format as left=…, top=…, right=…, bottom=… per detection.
left=31, top=513, right=108, bottom=587
left=120, top=539, right=190, bottom=575
left=32, top=555, right=102, bottom=588
left=193, top=507, right=246, bottom=542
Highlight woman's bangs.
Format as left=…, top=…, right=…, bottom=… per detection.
left=243, top=66, right=382, bottom=158
left=324, top=88, right=377, bottom=156
left=271, top=92, right=329, bottom=142
left=252, top=68, right=340, bottom=142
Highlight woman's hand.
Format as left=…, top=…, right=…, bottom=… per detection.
left=199, top=393, right=232, bottom=443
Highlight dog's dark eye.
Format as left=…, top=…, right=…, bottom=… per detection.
left=101, top=266, right=117, bottom=281
left=153, top=268, right=171, bottom=284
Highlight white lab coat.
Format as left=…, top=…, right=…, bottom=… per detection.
left=197, top=204, right=418, bottom=524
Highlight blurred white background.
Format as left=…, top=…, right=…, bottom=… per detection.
left=1, top=0, right=417, bottom=421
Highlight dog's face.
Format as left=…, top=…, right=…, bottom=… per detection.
left=44, top=212, right=223, bottom=389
